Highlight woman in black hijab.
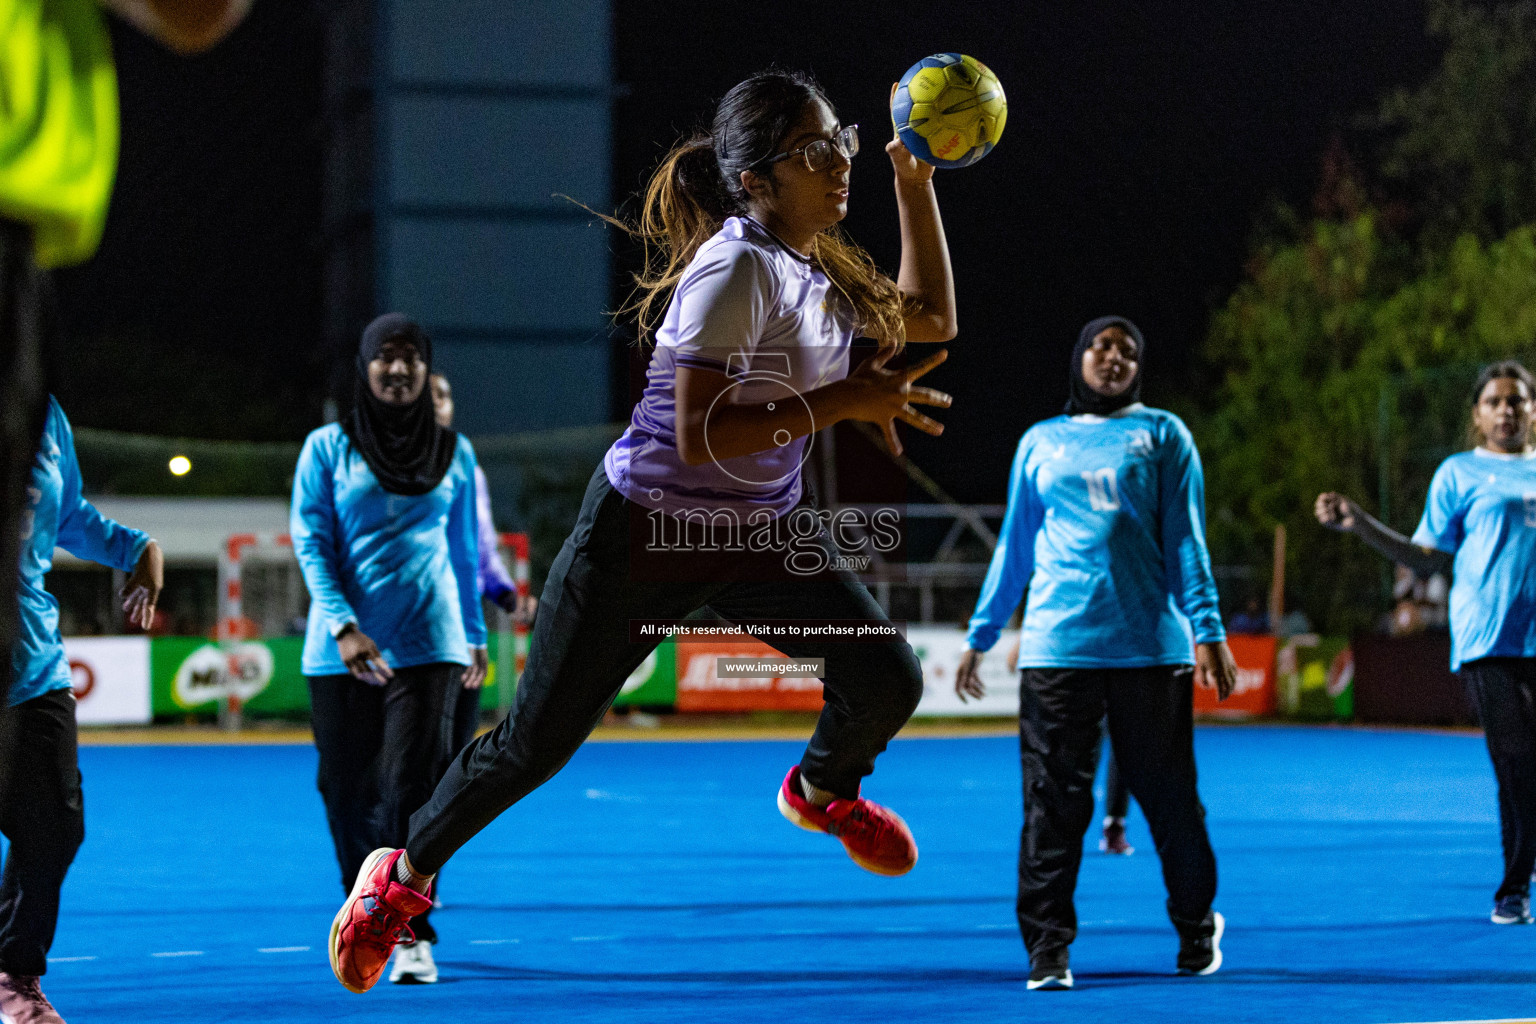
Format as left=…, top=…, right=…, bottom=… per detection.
left=345, top=313, right=457, bottom=496
left=291, top=313, right=488, bottom=985
left=956, top=315, right=1237, bottom=989
left=1065, top=315, right=1145, bottom=416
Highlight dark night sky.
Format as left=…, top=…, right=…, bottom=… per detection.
left=55, top=0, right=1440, bottom=502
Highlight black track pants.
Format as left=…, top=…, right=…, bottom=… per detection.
left=405, top=468, right=923, bottom=874
left=0, top=690, right=82, bottom=976
left=1017, top=665, right=1217, bottom=956
left=1460, top=657, right=1536, bottom=901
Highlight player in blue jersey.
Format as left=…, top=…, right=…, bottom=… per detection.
left=327, top=69, right=959, bottom=994
left=429, top=373, right=537, bottom=768
left=1, top=397, right=162, bottom=1024
left=957, top=316, right=1238, bottom=990
left=1317, top=360, right=1536, bottom=926
left=292, top=314, right=487, bottom=986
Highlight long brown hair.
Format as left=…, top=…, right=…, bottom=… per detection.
left=610, top=71, right=912, bottom=345
left=1466, top=359, right=1536, bottom=448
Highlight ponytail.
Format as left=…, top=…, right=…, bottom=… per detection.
left=604, top=71, right=913, bottom=346
left=614, top=135, right=734, bottom=340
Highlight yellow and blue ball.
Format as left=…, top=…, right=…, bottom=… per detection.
left=891, top=53, right=1007, bottom=169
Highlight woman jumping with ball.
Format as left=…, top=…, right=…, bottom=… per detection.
left=327, top=69, right=960, bottom=993
left=1317, top=360, right=1536, bottom=927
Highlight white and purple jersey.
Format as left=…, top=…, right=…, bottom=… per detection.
left=604, top=216, right=854, bottom=519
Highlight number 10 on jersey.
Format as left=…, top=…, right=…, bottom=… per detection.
left=1081, top=469, right=1121, bottom=511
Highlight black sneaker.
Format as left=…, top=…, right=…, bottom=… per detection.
left=1491, top=894, right=1532, bottom=924
left=1175, top=910, right=1224, bottom=975
left=1027, top=948, right=1073, bottom=990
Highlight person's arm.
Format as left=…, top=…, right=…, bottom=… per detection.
left=289, top=433, right=361, bottom=641
left=50, top=402, right=162, bottom=627
left=1159, top=419, right=1237, bottom=700
left=885, top=90, right=957, bottom=344
left=290, top=435, right=393, bottom=684
left=449, top=443, right=489, bottom=688
left=97, top=0, right=255, bottom=54
left=473, top=466, right=516, bottom=600
left=676, top=349, right=950, bottom=464
left=670, top=243, right=951, bottom=463
left=957, top=436, right=1043, bottom=701
left=1315, top=492, right=1454, bottom=579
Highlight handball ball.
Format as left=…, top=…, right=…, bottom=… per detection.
left=891, top=53, right=1007, bottom=168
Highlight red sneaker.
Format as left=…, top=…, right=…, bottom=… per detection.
left=776, top=766, right=918, bottom=876
left=329, top=848, right=433, bottom=993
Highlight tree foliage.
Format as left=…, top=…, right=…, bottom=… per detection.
left=1198, top=0, right=1536, bottom=632
left=1375, top=0, right=1536, bottom=248
left=1201, top=220, right=1536, bottom=632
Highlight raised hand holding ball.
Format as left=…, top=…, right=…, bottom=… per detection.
left=891, top=53, right=1007, bottom=168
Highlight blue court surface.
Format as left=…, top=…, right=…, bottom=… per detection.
left=39, top=726, right=1536, bottom=1023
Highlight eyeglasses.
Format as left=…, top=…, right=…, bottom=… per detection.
left=756, top=125, right=859, bottom=173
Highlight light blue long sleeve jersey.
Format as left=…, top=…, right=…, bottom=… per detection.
left=12, top=398, right=150, bottom=706
left=291, top=423, right=487, bottom=677
left=966, top=404, right=1226, bottom=668
left=1411, top=448, right=1536, bottom=670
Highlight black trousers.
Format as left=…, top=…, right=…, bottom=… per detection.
left=452, top=682, right=481, bottom=760
left=0, top=690, right=83, bottom=976
left=0, top=219, right=53, bottom=717
left=406, top=467, right=923, bottom=873
left=1460, top=657, right=1536, bottom=901
left=308, top=663, right=461, bottom=942
left=1102, top=721, right=1131, bottom=820
left=1017, top=666, right=1217, bottom=956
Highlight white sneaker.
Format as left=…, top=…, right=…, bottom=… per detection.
left=389, top=940, right=438, bottom=984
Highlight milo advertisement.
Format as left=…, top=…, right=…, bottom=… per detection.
left=151, top=636, right=307, bottom=716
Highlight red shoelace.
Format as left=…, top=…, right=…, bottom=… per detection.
left=356, top=893, right=416, bottom=951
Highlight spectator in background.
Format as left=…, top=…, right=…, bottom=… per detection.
left=1275, top=603, right=1313, bottom=639
left=292, top=315, right=487, bottom=986
left=1316, top=359, right=1536, bottom=927
left=2, top=397, right=162, bottom=1024
left=1228, top=598, right=1270, bottom=635
left=1386, top=564, right=1450, bottom=637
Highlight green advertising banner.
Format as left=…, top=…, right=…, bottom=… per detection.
left=150, top=636, right=308, bottom=717
left=149, top=634, right=680, bottom=719
left=1276, top=636, right=1353, bottom=721
left=613, top=640, right=677, bottom=707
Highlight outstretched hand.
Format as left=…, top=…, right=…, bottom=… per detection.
left=886, top=83, right=936, bottom=185
left=497, top=590, right=539, bottom=627
left=840, top=345, right=951, bottom=457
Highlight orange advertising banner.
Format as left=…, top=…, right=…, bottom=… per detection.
left=1194, top=633, right=1278, bottom=717
left=674, top=637, right=826, bottom=712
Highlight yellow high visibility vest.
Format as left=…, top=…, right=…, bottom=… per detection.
left=0, top=0, right=118, bottom=268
